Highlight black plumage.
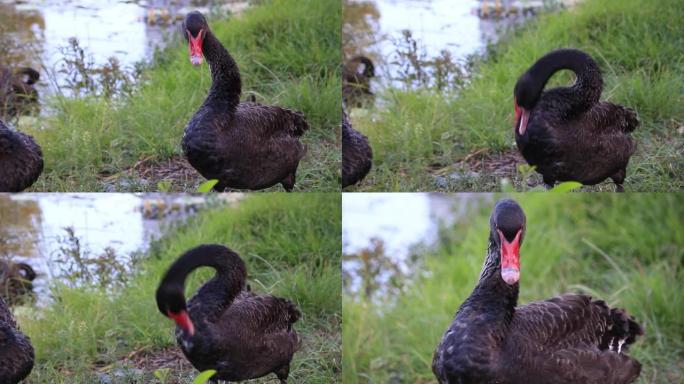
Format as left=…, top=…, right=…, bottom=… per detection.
left=432, top=199, right=643, bottom=384
left=0, top=65, right=40, bottom=118
left=342, top=110, right=372, bottom=188
left=0, top=118, right=43, bottom=192
left=343, top=55, right=375, bottom=108
left=156, top=244, right=300, bottom=383
left=513, top=49, right=638, bottom=191
left=0, top=296, right=34, bottom=384
left=181, top=11, right=308, bottom=192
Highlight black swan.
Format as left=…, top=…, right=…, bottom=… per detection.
left=0, top=65, right=40, bottom=118
left=432, top=199, right=643, bottom=384
left=0, top=261, right=36, bottom=306
left=0, top=296, right=34, bottom=384
left=342, top=110, right=372, bottom=188
left=513, top=49, right=638, bottom=191
left=343, top=55, right=375, bottom=108
left=156, top=244, right=300, bottom=383
left=182, top=11, right=308, bottom=192
left=0, top=118, right=43, bottom=192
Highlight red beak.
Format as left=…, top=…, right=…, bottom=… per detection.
left=514, top=101, right=529, bottom=136
left=498, top=229, right=521, bottom=285
left=187, top=29, right=204, bottom=66
left=168, top=310, right=195, bottom=336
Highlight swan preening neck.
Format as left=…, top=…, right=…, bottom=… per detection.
left=184, top=11, right=242, bottom=109
left=156, top=244, right=247, bottom=337
left=514, top=49, right=603, bottom=135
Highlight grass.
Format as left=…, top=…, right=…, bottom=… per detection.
left=342, top=193, right=684, bottom=383
left=21, top=0, right=341, bottom=192
left=15, top=193, right=341, bottom=383
left=349, top=0, right=684, bottom=192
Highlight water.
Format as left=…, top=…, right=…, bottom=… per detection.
left=342, top=193, right=488, bottom=258
left=0, top=0, right=249, bottom=95
left=342, top=193, right=490, bottom=294
left=0, top=193, right=242, bottom=304
left=343, top=0, right=537, bottom=90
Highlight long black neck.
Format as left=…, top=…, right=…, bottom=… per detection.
left=461, top=235, right=518, bottom=324
left=201, top=30, right=241, bottom=110
left=158, top=245, right=246, bottom=320
left=524, top=49, right=602, bottom=112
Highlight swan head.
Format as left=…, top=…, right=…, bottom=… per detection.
left=183, top=11, right=208, bottom=66
left=156, top=283, right=195, bottom=336
left=513, top=72, right=539, bottom=136
left=490, top=199, right=526, bottom=285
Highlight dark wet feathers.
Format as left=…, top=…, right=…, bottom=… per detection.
left=342, top=110, right=372, bottom=187
left=0, top=119, right=43, bottom=192
left=0, top=297, right=34, bottom=384
left=183, top=101, right=308, bottom=191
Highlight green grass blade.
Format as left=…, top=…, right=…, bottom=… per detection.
left=197, top=179, right=219, bottom=193
left=192, top=370, right=217, bottom=384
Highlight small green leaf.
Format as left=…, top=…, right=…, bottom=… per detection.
left=550, top=181, right=583, bottom=193
left=157, top=181, right=172, bottom=192
left=192, top=370, right=217, bottom=384
left=197, top=179, right=219, bottom=193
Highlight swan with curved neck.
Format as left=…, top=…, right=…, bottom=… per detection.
left=156, top=244, right=300, bottom=383
left=181, top=12, right=308, bottom=192
left=513, top=49, right=638, bottom=191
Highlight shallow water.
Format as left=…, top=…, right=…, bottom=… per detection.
left=342, top=193, right=490, bottom=294
left=0, top=193, right=241, bottom=304
left=342, top=193, right=488, bottom=258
